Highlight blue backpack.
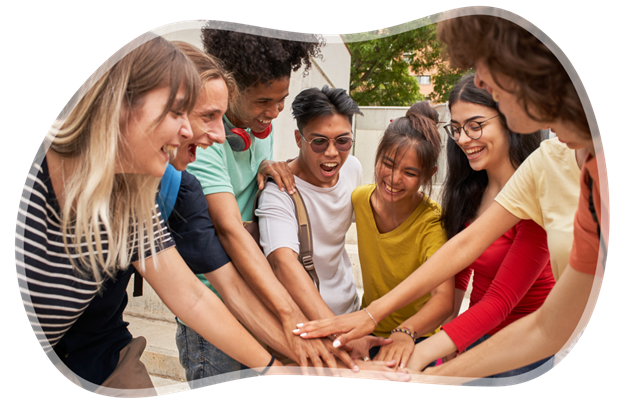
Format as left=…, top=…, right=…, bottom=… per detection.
left=133, top=164, right=182, bottom=297
left=157, top=164, right=182, bottom=223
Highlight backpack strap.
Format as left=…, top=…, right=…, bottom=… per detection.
left=251, top=177, right=319, bottom=291
left=157, top=164, right=183, bottom=223
left=134, top=164, right=182, bottom=297
left=291, top=191, right=318, bottom=289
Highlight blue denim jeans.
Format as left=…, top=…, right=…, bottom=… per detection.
left=175, top=321, right=257, bottom=388
left=466, top=334, right=555, bottom=378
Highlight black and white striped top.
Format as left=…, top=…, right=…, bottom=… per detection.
left=16, top=152, right=174, bottom=354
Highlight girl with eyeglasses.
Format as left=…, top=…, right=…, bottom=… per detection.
left=347, top=102, right=455, bottom=369
left=404, top=74, right=556, bottom=376
left=296, top=14, right=605, bottom=382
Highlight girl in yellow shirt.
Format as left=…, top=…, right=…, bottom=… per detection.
left=352, top=102, right=454, bottom=369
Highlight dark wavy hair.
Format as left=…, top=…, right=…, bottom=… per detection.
left=375, top=102, right=442, bottom=196
left=438, top=15, right=589, bottom=138
left=201, top=24, right=325, bottom=91
left=440, top=74, right=542, bottom=239
left=292, top=85, right=362, bottom=132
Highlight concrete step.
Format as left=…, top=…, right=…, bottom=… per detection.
left=125, top=314, right=186, bottom=382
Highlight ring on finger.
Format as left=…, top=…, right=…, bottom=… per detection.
left=363, top=357, right=370, bottom=361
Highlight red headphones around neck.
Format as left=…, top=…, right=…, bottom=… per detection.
left=225, top=121, right=272, bottom=152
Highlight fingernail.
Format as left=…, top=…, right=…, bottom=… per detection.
left=333, top=340, right=341, bottom=348
left=293, top=329, right=300, bottom=334
left=353, top=365, right=359, bottom=372
left=300, top=333, right=307, bottom=337
left=296, top=323, right=304, bottom=328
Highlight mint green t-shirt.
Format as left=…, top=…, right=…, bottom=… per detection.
left=187, top=115, right=274, bottom=221
left=185, top=115, right=273, bottom=301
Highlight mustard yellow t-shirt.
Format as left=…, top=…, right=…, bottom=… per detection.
left=353, top=184, right=448, bottom=338
left=495, top=138, right=581, bottom=281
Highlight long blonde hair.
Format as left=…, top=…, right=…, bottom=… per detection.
left=48, top=34, right=200, bottom=283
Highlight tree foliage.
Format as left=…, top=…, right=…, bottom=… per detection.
left=346, top=21, right=469, bottom=106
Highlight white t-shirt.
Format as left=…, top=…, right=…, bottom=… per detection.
left=257, top=155, right=362, bottom=316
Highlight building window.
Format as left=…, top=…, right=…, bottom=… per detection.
left=416, top=75, right=431, bottom=85
left=403, top=53, right=414, bottom=62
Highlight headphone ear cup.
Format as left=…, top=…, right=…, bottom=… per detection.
left=251, top=123, right=272, bottom=140
left=226, top=127, right=251, bottom=152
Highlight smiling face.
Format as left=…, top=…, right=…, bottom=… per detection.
left=171, top=78, right=228, bottom=171
left=450, top=100, right=510, bottom=173
left=295, top=113, right=353, bottom=188
left=228, top=76, right=290, bottom=133
left=118, top=85, right=192, bottom=177
left=375, top=145, right=428, bottom=206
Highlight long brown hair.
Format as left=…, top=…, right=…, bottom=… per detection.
left=440, top=74, right=542, bottom=239
left=49, top=35, right=200, bottom=283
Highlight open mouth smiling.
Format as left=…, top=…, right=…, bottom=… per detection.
left=162, top=144, right=178, bottom=160
left=187, top=143, right=210, bottom=163
left=256, top=118, right=271, bottom=128
left=464, top=146, right=485, bottom=159
left=320, top=162, right=338, bottom=176
left=383, top=181, right=403, bottom=194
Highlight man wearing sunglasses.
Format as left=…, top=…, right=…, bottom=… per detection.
left=256, top=86, right=369, bottom=339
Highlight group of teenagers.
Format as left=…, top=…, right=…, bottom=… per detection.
left=17, top=14, right=607, bottom=396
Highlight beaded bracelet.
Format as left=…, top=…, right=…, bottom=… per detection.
left=391, top=327, right=417, bottom=343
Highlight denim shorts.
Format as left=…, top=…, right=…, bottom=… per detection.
left=175, top=321, right=257, bottom=388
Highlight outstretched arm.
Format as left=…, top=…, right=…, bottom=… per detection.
left=268, top=248, right=334, bottom=321
left=205, top=262, right=295, bottom=361
left=296, top=202, right=521, bottom=347
left=138, top=247, right=281, bottom=373
left=206, top=192, right=301, bottom=321
left=206, top=192, right=356, bottom=374
left=435, top=219, right=552, bottom=359
left=373, top=276, right=455, bottom=369
left=423, top=266, right=597, bottom=378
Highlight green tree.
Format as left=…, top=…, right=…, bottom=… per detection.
left=346, top=21, right=468, bottom=106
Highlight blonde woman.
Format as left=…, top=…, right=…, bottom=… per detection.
left=16, top=35, right=284, bottom=396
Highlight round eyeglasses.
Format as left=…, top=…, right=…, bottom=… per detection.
left=300, top=135, right=354, bottom=153
left=443, top=115, right=500, bottom=141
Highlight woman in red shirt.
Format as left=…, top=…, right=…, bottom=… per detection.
left=405, top=74, right=555, bottom=376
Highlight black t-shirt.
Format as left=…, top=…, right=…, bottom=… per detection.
left=17, top=153, right=174, bottom=387
left=166, top=170, right=230, bottom=274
